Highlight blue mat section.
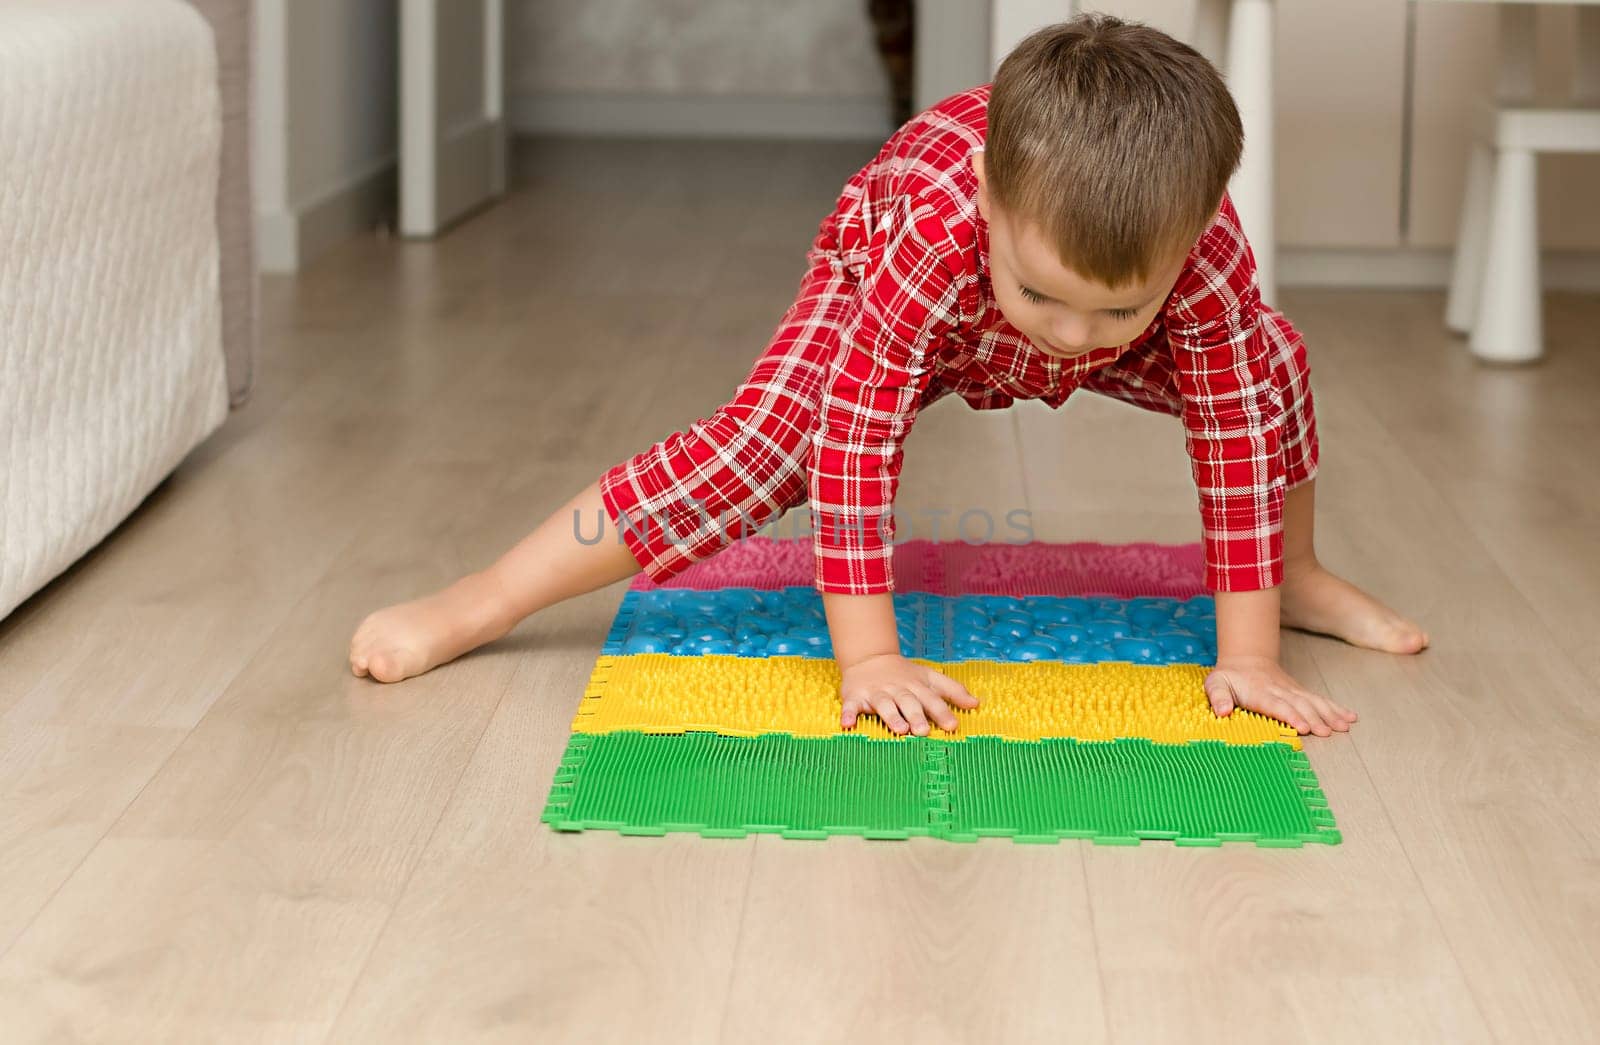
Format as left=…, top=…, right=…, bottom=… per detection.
left=600, top=588, right=1216, bottom=665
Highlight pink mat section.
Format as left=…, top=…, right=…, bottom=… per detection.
left=627, top=538, right=1207, bottom=598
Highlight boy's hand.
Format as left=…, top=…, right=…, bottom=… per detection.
left=1204, top=655, right=1358, bottom=737
left=839, top=653, right=979, bottom=736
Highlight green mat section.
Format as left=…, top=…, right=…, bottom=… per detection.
left=542, top=731, right=933, bottom=840
left=936, top=736, right=1337, bottom=845
left=542, top=731, right=1340, bottom=847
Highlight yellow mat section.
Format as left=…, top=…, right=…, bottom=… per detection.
left=571, top=654, right=1300, bottom=747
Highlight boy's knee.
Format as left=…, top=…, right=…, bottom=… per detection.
left=713, top=401, right=815, bottom=473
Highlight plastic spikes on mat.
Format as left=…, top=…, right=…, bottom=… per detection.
left=542, top=538, right=1341, bottom=847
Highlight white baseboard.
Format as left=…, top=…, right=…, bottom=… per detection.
left=255, top=157, right=397, bottom=273
left=1280, top=245, right=1600, bottom=291
left=508, top=91, right=896, bottom=141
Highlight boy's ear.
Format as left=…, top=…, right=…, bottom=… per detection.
left=972, top=149, right=989, bottom=220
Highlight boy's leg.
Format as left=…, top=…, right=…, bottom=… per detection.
left=480, top=478, right=644, bottom=619
left=1079, top=311, right=1427, bottom=653
left=595, top=339, right=830, bottom=588
left=1279, top=483, right=1428, bottom=655
left=1262, top=311, right=1429, bottom=653
left=1264, top=307, right=1320, bottom=584
left=350, top=259, right=853, bottom=682
left=591, top=258, right=854, bottom=588
left=348, top=479, right=641, bottom=683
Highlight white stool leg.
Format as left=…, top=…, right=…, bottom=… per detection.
left=1445, top=142, right=1494, bottom=335
left=1226, top=0, right=1276, bottom=307
left=1472, top=147, right=1542, bottom=363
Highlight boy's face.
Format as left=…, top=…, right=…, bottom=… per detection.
left=973, top=150, right=1200, bottom=359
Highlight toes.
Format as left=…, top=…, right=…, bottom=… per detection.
left=1389, top=620, right=1429, bottom=655
left=368, top=651, right=411, bottom=684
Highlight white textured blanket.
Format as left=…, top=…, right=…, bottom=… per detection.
left=0, top=0, right=228, bottom=621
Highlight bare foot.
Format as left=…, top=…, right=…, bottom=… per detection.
left=1280, top=564, right=1430, bottom=654
left=349, top=570, right=518, bottom=683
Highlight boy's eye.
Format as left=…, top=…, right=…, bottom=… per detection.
left=1018, top=285, right=1141, bottom=321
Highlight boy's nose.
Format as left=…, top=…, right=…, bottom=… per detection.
left=1051, top=324, right=1091, bottom=352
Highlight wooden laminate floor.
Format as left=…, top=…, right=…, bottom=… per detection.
left=2, top=137, right=1598, bottom=1043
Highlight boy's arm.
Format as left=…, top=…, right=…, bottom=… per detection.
left=809, top=196, right=978, bottom=734
left=1213, top=588, right=1279, bottom=662
left=809, top=195, right=959, bottom=596
left=1170, top=195, right=1346, bottom=737
left=824, top=590, right=977, bottom=735
left=823, top=592, right=900, bottom=670
left=1210, top=588, right=1345, bottom=737
left=1165, top=193, right=1285, bottom=598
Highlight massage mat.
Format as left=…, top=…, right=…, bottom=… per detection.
left=541, top=538, right=1340, bottom=846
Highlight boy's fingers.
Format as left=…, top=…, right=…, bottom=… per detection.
left=870, top=694, right=911, bottom=735
left=928, top=671, right=980, bottom=708
left=916, top=690, right=960, bottom=731
left=1306, top=691, right=1352, bottom=732
left=904, top=683, right=955, bottom=731
left=1282, top=677, right=1348, bottom=728
left=897, top=693, right=931, bottom=737
left=1284, top=691, right=1332, bottom=736
left=1288, top=700, right=1330, bottom=736
left=1203, top=673, right=1237, bottom=716
left=1260, top=693, right=1309, bottom=734
left=1327, top=695, right=1358, bottom=722
left=1286, top=691, right=1337, bottom=732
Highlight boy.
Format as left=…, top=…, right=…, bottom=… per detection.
left=349, top=15, right=1427, bottom=738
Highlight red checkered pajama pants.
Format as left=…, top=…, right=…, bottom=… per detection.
left=598, top=258, right=1319, bottom=587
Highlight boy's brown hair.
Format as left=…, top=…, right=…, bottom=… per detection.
left=986, top=14, right=1243, bottom=288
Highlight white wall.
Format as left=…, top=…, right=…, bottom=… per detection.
left=949, top=0, right=1600, bottom=285
left=255, top=0, right=399, bottom=273
left=914, top=0, right=990, bottom=117
left=254, top=0, right=1600, bottom=283
left=508, top=0, right=895, bottom=140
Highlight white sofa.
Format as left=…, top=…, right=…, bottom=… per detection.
left=0, top=0, right=257, bottom=622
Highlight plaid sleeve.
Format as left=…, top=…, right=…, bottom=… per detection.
left=1165, top=194, right=1286, bottom=593
left=810, top=198, right=960, bottom=595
